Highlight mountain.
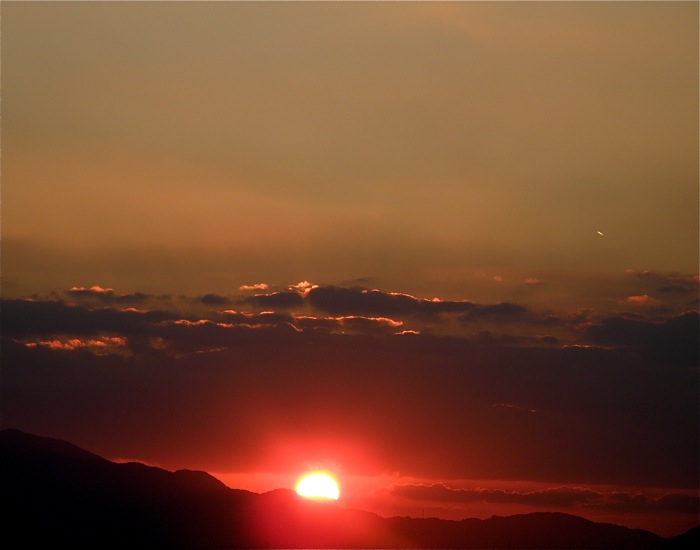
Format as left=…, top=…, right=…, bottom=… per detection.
left=1, top=429, right=695, bottom=549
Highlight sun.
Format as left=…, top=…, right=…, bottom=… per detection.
left=295, top=471, right=340, bottom=500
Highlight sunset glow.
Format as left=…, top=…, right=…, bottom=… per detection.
left=1, top=0, right=697, bottom=541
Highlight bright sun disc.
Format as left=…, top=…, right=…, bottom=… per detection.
left=296, top=472, right=340, bottom=500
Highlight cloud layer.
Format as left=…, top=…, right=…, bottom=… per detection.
left=3, top=277, right=697, bottom=487
left=2, top=274, right=697, bottom=536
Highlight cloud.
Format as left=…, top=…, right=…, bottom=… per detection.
left=68, top=285, right=114, bottom=295
left=1, top=281, right=697, bottom=491
left=621, top=271, right=699, bottom=305
left=302, top=285, right=569, bottom=334
left=386, top=483, right=699, bottom=515
left=657, top=284, right=696, bottom=295
left=492, top=402, right=539, bottom=414
left=585, top=492, right=700, bottom=515
left=221, top=310, right=295, bottom=326
left=239, top=283, right=270, bottom=291
left=624, top=294, right=661, bottom=306
left=0, top=298, right=179, bottom=336
left=290, top=281, right=319, bottom=295
left=389, top=483, right=599, bottom=507
left=23, top=336, right=127, bottom=354
left=243, top=291, right=304, bottom=310
left=306, top=286, right=475, bottom=316
left=65, top=286, right=151, bottom=305
left=459, top=302, right=529, bottom=323
left=294, top=315, right=403, bottom=335
left=582, top=311, right=699, bottom=366
left=198, top=293, right=231, bottom=305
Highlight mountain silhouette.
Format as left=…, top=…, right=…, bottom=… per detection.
left=1, top=429, right=696, bottom=549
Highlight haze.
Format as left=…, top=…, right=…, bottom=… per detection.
left=1, top=0, right=697, bottom=539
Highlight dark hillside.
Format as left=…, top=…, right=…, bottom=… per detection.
left=1, top=429, right=690, bottom=549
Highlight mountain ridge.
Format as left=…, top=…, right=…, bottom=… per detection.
left=1, top=429, right=696, bottom=549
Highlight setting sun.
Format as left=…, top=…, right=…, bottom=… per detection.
left=296, top=472, right=340, bottom=500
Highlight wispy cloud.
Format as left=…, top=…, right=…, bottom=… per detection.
left=239, top=283, right=270, bottom=291
left=385, top=483, right=699, bottom=515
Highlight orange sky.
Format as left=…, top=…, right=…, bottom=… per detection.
left=2, top=1, right=697, bottom=300
left=1, top=1, right=698, bottom=539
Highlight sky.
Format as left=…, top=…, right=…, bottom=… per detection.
left=1, top=0, right=698, bottom=539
